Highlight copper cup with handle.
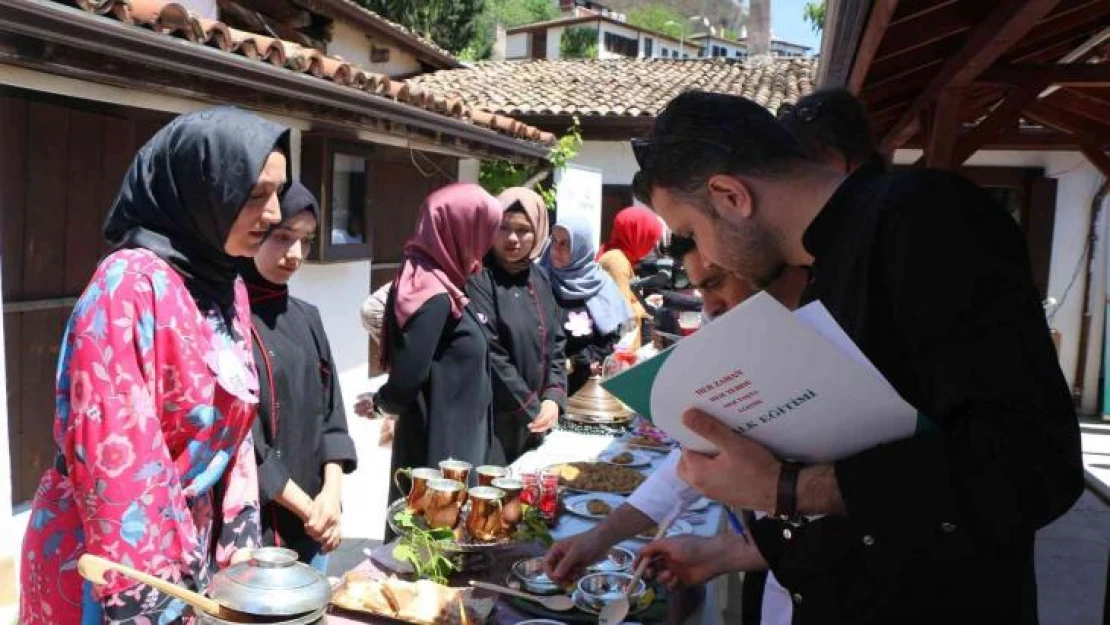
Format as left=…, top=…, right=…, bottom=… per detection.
left=439, top=459, right=474, bottom=486
left=465, top=486, right=506, bottom=542
left=424, top=478, right=467, bottom=530
left=394, top=467, right=441, bottom=515
left=475, top=465, right=510, bottom=486
left=491, top=477, right=525, bottom=536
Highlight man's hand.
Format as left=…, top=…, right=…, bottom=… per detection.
left=544, top=529, right=611, bottom=583
left=639, top=533, right=767, bottom=590
left=305, top=483, right=342, bottom=552
left=530, top=400, right=560, bottom=433
left=676, top=409, right=780, bottom=512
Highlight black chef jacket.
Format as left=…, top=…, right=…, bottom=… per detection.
left=747, top=164, right=1084, bottom=625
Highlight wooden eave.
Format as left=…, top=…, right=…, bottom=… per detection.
left=819, top=0, right=1110, bottom=170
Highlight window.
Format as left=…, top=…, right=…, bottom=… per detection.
left=660, top=46, right=669, bottom=57
left=299, top=134, right=457, bottom=262
left=644, top=37, right=653, bottom=57
left=604, top=31, right=638, bottom=56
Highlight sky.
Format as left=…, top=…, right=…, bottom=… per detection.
left=768, top=0, right=823, bottom=51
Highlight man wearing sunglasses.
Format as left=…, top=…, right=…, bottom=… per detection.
left=632, top=91, right=1082, bottom=625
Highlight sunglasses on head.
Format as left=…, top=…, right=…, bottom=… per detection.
left=630, top=136, right=738, bottom=170
left=776, top=100, right=823, bottom=124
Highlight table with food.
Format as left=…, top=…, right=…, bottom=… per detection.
left=326, top=420, right=728, bottom=625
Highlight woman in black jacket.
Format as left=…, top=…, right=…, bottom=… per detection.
left=374, top=184, right=502, bottom=507
left=240, top=182, right=357, bottom=570
left=467, top=188, right=567, bottom=464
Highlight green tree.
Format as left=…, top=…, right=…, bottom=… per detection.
left=626, top=4, right=690, bottom=39
left=460, top=0, right=559, bottom=60
left=803, top=1, right=826, bottom=34
left=561, top=27, right=598, bottom=59
left=359, top=0, right=485, bottom=55
left=480, top=118, right=583, bottom=210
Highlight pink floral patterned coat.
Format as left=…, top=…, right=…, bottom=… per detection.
left=20, top=249, right=262, bottom=624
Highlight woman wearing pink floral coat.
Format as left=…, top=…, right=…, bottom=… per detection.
left=20, top=106, right=289, bottom=624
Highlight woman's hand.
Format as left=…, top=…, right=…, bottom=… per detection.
left=589, top=361, right=602, bottom=376
left=530, top=400, right=560, bottom=433
left=353, top=393, right=377, bottom=419
left=306, top=465, right=343, bottom=552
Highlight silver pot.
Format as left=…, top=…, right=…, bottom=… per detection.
left=199, top=547, right=331, bottom=624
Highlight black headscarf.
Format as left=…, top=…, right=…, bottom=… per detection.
left=103, top=106, right=291, bottom=319
left=238, top=181, right=320, bottom=305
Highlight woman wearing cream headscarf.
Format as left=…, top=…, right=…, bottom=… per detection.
left=466, top=187, right=568, bottom=463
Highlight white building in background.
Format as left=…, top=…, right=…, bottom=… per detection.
left=505, top=14, right=703, bottom=61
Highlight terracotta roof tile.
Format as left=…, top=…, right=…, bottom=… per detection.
left=61, top=0, right=552, bottom=146
left=410, top=58, right=818, bottom=119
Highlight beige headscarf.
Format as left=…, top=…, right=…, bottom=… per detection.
left=496, top=187, right=550, bottom=262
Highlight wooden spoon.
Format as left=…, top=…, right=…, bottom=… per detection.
left=597, top=508, right=682, bottom=625
left=468, top=580, right=575, bottom=612
left=78, top=553, right=257, bottom=623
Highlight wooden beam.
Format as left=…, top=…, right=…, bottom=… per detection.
left=1023, top=101, right=1110, bottom=143
left=1007, top=0, right=1110, bottom=62
left=847, top=0, right=900, bottom=92
left=1043, top=88, right=1110, bottom=124
left=951, top=83, right=1048, bottom=165
left=881, top=0, right=1063, bottom=152
left=980, top=63, right=1110, bottom=87
left=1080, top=143, right=1110, bottom=178
left=923, top=88, right=964, bottom=169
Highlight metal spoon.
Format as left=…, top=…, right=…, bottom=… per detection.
left=597, top=508, right=682, bottom=625
left=468, top=580, right=575, bottom=612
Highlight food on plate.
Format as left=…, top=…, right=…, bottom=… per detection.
left=609, top=451, right=635, bottom=465
left=554, top=462, right=645, bottom=493
left=587, top=498, right=613, bottom=515
left=333, top=572, right=494, bottom=624
left=627, top=435, right=670, bottom=449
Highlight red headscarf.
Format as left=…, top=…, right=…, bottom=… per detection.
left=598, top=206, right=663, bottom=264
left=389, top=182, right=502, bottom=333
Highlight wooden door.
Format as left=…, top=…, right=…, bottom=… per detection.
left=1, top=88, right=170, bottom=504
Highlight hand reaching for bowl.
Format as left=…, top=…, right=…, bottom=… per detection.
left=638, top=534, right=768, bottom=590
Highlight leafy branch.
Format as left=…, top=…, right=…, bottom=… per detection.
left=512, top=505, right=554, bottom=547
left=480, top=117, right=583, bottom=209
left=391, top=509, right=456, bottom=584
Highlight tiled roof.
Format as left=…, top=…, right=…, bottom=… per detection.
left=65, top=0, right=554, bottom=145
left=410, top=57, right=818, bottom=118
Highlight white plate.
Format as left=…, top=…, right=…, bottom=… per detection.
left=564, top=493, right=626, bottom=520
left=619, top=434, right=675, bottom=453
left=632, top=519, right=693, bottom=541
left=597, top=449, right=653, bottom=468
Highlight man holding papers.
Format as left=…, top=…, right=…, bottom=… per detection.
left=629, top=91, right=1083, bottom=624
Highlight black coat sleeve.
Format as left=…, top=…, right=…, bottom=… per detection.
left=252, top=407, right=291, bottom=506
left=833, top=174, right=1083, bottom=547
left=307, top=305, right=357, bottom=474
left=375, top=294, right=451, bottom=415
left=466, top=272, right=542, bottom=420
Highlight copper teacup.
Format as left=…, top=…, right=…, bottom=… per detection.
left=393, top=467, right=441, bottom=515
left=492, top=477, right=525, bottom=535
left=423, top=478, right=467, bottom=530
left=465, top=486, right=505, bottom=542
left=476, top=465, right=510, bottom=486
left=439, top=459, right=473, bottom=485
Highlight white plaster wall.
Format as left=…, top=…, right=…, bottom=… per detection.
left=572, top=140, right=638, bottom=185
left=506, top=32, right=529, bottom=59
left=547, top=26, right=565, bottom=60
left=328, top=20, right=422, bottom=77
left=458, top=158, right=481, bottom=183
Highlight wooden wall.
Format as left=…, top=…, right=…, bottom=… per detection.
left=0, top=88, right=170, bottom=504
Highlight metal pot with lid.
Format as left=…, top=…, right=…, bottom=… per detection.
left=200, top=547, right=331, bottom=624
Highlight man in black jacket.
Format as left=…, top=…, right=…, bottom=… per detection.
left=632, top=91, right=1083, bottom=625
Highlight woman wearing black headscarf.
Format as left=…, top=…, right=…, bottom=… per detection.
left=20, top=106, right=289, bottom=625
left=238, top=182, right=357, bottom=571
